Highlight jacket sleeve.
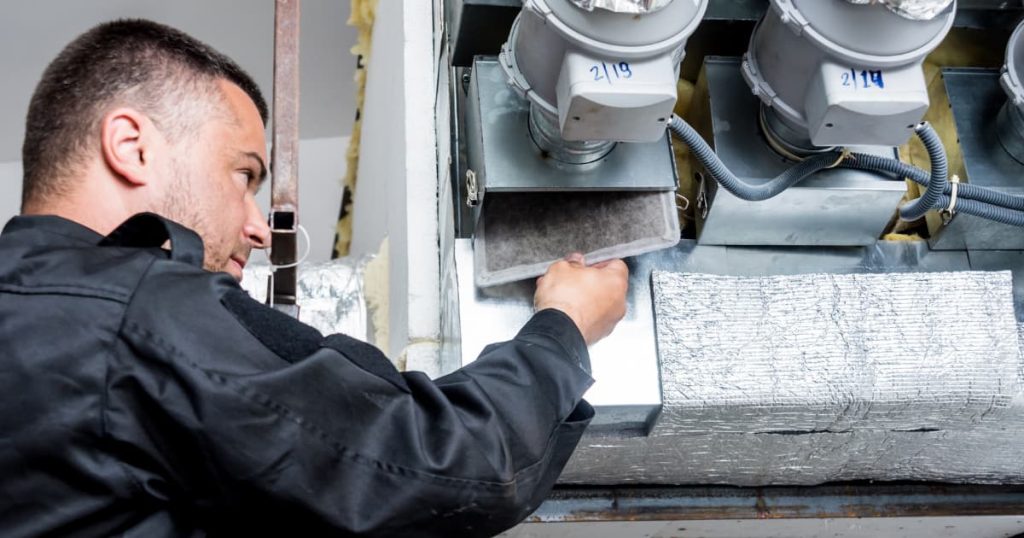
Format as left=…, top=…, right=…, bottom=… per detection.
left=107, top=261, right=594, bottom=537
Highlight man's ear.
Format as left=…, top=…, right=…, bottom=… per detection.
left=100, top=108, right=158, bottom=187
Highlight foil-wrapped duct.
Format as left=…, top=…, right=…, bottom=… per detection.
left=569, top=0, right=675, bottom=14
left=241, top=260, right=368, bottom=340
left=559, top=270, right=1024, bottom=485
left=652, top=271, right=1021, bottom=434
left=844, top=0, right=955, bottom=21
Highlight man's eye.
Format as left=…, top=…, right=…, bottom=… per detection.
left=240, top=170, right=262, bottom=193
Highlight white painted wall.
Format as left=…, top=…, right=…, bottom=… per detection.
left=350, top=0, right=441, bottom=372
left=0, top=0, right=357, bottom=162
left=253, top=136, right=350, bottom=264
left=0, top=161, right=22, bottom=226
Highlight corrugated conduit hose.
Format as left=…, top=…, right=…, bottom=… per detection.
left=666, top=114, right=1024, bottom=227
left=841, top=153, right=1024, bottom=226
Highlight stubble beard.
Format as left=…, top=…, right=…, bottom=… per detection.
left=158, top=161, right=230, bottom=275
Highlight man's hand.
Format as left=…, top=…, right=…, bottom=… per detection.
left=534, top=253, right=629, bottom=346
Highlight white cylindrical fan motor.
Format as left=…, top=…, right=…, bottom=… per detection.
left=742, top=0, right=955, bottom=156
left=500, top=0, right=708, bottom=155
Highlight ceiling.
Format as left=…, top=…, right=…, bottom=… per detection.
left=0, top=0, right=358, bottom=163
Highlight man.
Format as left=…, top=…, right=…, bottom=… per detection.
left=0, top=18, right=629, bottom=538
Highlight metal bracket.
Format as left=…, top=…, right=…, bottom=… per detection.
left=465, top=169, right=479, bottom=207
left=941, top=174, right=962, bottom=227
left=268, top=209, right=299, bottom=310
left=268, top=0, right=301, bottom=318
left=696, top=173, right=709, bottom=220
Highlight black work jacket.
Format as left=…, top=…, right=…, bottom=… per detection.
left=0, top=213, right=595, bottom=537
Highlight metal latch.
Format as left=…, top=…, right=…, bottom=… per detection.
left=466, top=169, right=479, bottom=207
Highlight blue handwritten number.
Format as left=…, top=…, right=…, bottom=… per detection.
left=589, top=62, right=633, bottom=84
left=843, top=69, right=885, bottom=89
left=869, top=70, right=884, bottom=88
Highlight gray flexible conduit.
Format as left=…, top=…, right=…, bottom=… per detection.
left=843, top=153, right=1024, bottom=211
left=666, top=115, right=838, bottom=202
left=896, top=123, right=948, bottom=221
left=933, top=195, right=1024, bottom=227
left=667, top=114, right=1024, bottom=227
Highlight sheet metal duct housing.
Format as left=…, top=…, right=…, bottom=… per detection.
left=465, top=0, right=703, bottom=286
left=694, top=57, right=908, bottom=247
left=500, top=0, right=707, bottom=143
left=742, top=0, right=955, bottom=152
left=930, top=21, right=1024, bottom=251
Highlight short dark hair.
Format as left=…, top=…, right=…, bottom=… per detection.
left=22, top=19, right=268, bottom=205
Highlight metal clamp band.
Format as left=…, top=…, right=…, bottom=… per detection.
left=941, top=174, right=961, bottom=226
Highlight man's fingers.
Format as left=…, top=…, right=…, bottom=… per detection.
left=591, top=259, right=622, bottom=269
left=593, top=258, right=628, bottom=275
left=547, top=254, right=626, bottom=279
left=535, top=255, right=630, bottom=346
left=564, top=252, right=585, bottom=266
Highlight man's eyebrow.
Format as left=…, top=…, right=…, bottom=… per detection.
left=242, top=151, right=268, bottom=185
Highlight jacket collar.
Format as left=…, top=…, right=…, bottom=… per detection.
left=2, top=215, right=103, bottom=246
left=1, top=214, right=205, bottom=269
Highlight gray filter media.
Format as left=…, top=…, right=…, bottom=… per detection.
left=559, top=270, right=1024, bottom=486
left=474, top=190, right=679, bottom=286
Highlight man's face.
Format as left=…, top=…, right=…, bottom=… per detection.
left=158, top=80, right=271, bottom=282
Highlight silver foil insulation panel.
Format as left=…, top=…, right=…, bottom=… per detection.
left=652, top=271, right=1021, bottom=434
left=560, top=270, right=1024, bottom=485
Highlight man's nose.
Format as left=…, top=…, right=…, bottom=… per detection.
left=244, top=195, right=271, bottom=249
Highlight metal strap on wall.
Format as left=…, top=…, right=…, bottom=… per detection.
left=268, top=0, right=301, bottom=318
